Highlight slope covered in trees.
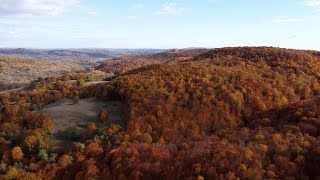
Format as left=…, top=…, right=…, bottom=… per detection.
left=0, top=47, right=319, bottom=179
left=0, top=48, right=165, bottom=61
left=0, top=55, right=83, bottom=85
left=95, top=48, right=209, bottom=75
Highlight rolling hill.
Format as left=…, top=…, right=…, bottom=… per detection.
left=0, top=55, right=83, bottom=85
left=0, top=48, right=165, bottom=61
left=0, top=47, right=319, bottom=179
left=95, top=48, right=210, bottom=74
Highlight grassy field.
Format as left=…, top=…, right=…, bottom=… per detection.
left=38, top=98, right=127, bottom=151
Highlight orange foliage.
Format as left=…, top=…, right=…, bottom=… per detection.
left=11, top=146, right=24, bottom=162
left=0, top=47, right=319, bottom=179
left=98, top=109, right=109, bottom=123
left=85, top=142, right=103, bottom=156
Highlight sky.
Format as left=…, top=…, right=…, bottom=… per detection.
left=0, top=0, right=319, bottom=50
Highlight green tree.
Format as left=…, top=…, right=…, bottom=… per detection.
left=65, top=126, right=82, bottom=140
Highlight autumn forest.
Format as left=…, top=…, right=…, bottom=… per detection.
left=0, top=47, right=319, bottom=179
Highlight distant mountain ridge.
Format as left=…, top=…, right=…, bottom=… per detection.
left=0, top=48, right=165, bottom=61
left=148, top=48, right=209, bottom=59
left=95, top=48, right=210, bottom=74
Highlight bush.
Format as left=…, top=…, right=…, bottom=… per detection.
left=11, top=146, right=24, bottom=162
left=73, top=96, right=80, bottom=104
left=98, top=109, right=109, bottom=123
left=65, top=126, right=82, bottom=140
left=37, top=149, right=49, bottom=161
left=94, top=128, right=108, bottom=141
left=6, top=167, right=18, bottom=179
left=0, top=161, right=7, bottom=172
left=31, top=104, right=38, bottom=111
left=77, top=79, right=85, bottom=86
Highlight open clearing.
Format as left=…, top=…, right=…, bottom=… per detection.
left=38, top=97, right=127, bottom=151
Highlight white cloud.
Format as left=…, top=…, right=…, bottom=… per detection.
left=287, top=34, right=298, bottom=39
left=131, top=3, right=144, bottom=9
left=0, top=0, right=79, bottom=16
left=301, top=0, right=320, bottom=6
left=155, top=3, right=185, bottom=16
left=86, top=10, right=97, bottom=16
left=270, top=18, right=304, bottom=24
left=126, top=15, right=138, bottom=20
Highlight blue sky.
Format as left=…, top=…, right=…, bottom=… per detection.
left=0, top=0, right=319, bottom=49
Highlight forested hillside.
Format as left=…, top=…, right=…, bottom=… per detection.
left=0, top=47, right=319, bottom=179
left=0, top=48, right=165, bottom=61
left=0, top=56, right=83, bottom=85
left=95, top=48, right=209, bottom=74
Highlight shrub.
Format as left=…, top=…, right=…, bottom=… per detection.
left=98, top=109, right=109, bottom=123
left=73, top=96, right=80, bottom=104
left=31, top=104, right=38, bottom=111
left=6, top=167, right=18, bottom=179
left=86, top=123, right=97, bottom=138
left=93, top=128, right=108, bottom=141
left=85, top=142, right=103, bottom=156
left=37, top=149, right=49, bottom=161
left=65, top=126, right=82, bottom=140
left=0, top=161, right=7, bottom=172
left=11, top=146, right=24, bottom=162
left=77, top=79, right=85, bottom=86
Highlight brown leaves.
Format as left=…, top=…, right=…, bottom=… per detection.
left=85, top=143, right=103, bottom=157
